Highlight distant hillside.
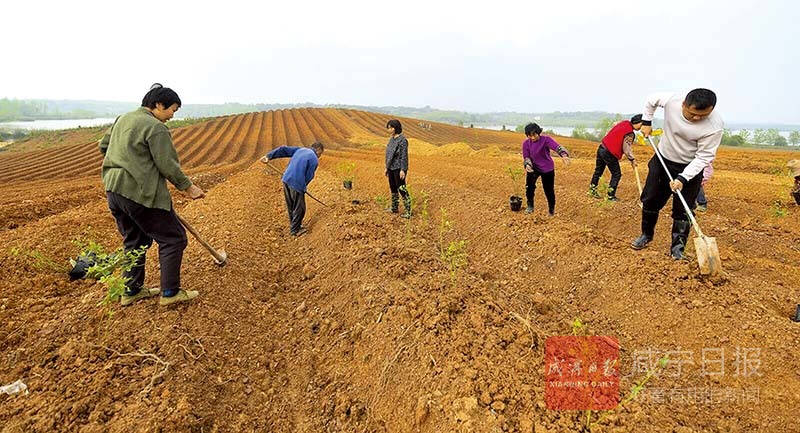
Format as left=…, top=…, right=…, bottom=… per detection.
left=1, top=98, right=798, bottom=132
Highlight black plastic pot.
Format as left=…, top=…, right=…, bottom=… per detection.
left=343, top=180, right=353, bottom=190
left=793, top=304, right=800, bottom=323
left=509, top=195, right=522, bottom=212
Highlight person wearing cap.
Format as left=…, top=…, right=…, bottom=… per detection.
left=99, top=83, right=205, bottom=306
left=588, top=114, right=643, bottom=201
left=631, top=88, right=723, bottom=260
left=788, top=160, right=800, bottom=206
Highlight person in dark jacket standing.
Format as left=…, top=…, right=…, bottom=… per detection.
left=631, top=88, right=723, bottom=260
left=99, top=83, right=205, bottom=306
left=385, top=119, right=411, bottom=218
left=261, top=142, right=324, bottom=236
left=522, top=123, right=571, bottom=215
left=589, top=114, right=643, bottom=201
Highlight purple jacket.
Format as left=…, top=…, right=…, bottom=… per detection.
left=522, top=135, right=569, bottom=173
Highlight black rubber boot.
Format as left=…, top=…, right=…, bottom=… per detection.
left=401, top=196, right=412, bottom=218
left=588, top=185, right=600, bottom=199
left=389, top=193, right=399, bottom=213
left=670, top=219, right=692, bottom=260
left=631, top=209, right=659, bottom=250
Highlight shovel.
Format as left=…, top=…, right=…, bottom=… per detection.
left=646, top=137, right=721, bottom=275
left=175, top=212, right=228, bottom=266
left=632, top=162, right=644, bottom=209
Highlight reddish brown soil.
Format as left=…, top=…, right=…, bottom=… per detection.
left=0, top=109, right=799, bottom=432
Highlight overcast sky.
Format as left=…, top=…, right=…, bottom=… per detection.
left=2, top=0, right=796, bottom=124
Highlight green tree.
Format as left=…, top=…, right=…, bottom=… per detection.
left=775, top=135, right=788, bottom=146
left=722, top=129, right=745, bottom=146
left=571, top=125, right=597, bottom=141
left=753, top=128, right=767, bottom=144
left=765, top=128, right=781, bottom=145
left=593, top=115, right=623, bottom=140
left=789, top=131, right=800, bottom=145
left=738, top=129, right=751, bottom=144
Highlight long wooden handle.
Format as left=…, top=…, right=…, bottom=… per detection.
left=634, top=165, right=643, bottom=195
left=646, top=137, right=706, bottom=238
left=175, top=212, right=226, bottom=263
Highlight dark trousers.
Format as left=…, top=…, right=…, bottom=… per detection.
left=283, top=183, right=306, bottom=234
left=106, top=191, right=187, bottom=295
left=641, top=154, right=702, bottom=220
left=387, top=169, right=408, bottom=198
left=696, top=186, right=707, bottom=205
left=526, top=170, right=556, bottom=213
left=590, top=145, right=622, bottom=195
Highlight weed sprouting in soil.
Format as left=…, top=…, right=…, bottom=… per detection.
left=418, top=189, right=430, bottom=224
left=595, top=181, right=616, bottom=208
left=770, top=200, right=789, bottom=217
left=8, top=246, right=68, bottom=273
left=588, top=356, right=669, bottom=430
left=437, top=208, right=468, bottom=286
left=399, top=184, right=417, bottom=244
left=441, top=239, right=468, bottom=287
left=438, top=208, right=453, bottom=257
left=375, top=194, right=390, bottom=210
left=769, top=168, right=794, bottom=217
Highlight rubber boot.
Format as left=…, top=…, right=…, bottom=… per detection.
left=401, top=196, right=412, bottom=218
left=525, top=200, right=534, bottom=214
left=388, top=193, right=399, bottom=213
left=631, top=209, right=659, bottom=250
left=607, top=187, right=619, bottom=202
left=670, top=219, right=692, bottom=260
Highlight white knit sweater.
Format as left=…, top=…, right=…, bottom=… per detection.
left=643, top=92, right=724, bottom=181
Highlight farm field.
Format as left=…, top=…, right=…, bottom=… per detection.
left=1, top=108, right=799, bottom=432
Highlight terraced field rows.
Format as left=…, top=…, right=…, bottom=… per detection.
left=0, top=108, right=522, bottom=183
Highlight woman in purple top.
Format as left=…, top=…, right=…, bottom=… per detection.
left=521, top=123, right=571, bottom=215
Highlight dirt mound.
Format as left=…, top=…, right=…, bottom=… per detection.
left=1, top=112, right=799, bottom=432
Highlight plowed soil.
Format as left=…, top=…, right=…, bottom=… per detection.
left=1, top=108, right=799, bottom=433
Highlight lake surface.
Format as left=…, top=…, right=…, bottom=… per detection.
left=0, top=118, right=119, bottom=130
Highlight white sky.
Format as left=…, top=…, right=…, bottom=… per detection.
left=2, top=0, right=797, bottom=123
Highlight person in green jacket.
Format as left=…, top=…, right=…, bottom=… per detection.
left=99, top=83, right=205, bottom=306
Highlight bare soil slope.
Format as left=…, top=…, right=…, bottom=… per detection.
left=1, top=109, right=799, bottom=433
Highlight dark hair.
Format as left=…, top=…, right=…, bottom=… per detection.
left=630, top=114, right=643, bottom=124
left=685, top=88, right=716, bottom=110
left=311, top=141, right=324, bottom=152
left=386, top=119, right=402, bottom=134
left=524, top=122, right=543, bottom=136
left=141, top=83, right=182, bottom=109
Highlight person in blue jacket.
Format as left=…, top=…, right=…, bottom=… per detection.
left=261, top=142, right=324, bottom=236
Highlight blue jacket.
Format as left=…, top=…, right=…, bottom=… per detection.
left=267, top=146, right=319, bottom=192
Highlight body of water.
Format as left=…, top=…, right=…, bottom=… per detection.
left=0, top=118, right=119, bottom=130
left=482, top=125, right=575, bottom=136
left=482, top=125, right=795, bottom=140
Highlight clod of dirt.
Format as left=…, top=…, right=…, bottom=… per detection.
left=453, top=396, right=478, bottom=422
left=531, top=292, right=553, bottom=315
left=302, top=263, right=316, bottom=281
left=414, top=395, right=430, bottom=426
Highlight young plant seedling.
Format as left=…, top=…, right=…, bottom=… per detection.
left=336, top=161, right=356, bottom=189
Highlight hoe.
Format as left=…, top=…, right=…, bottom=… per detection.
left=175, top=213, right=228, bottom=266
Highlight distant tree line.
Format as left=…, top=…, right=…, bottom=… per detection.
left=0, top=98, right=103, bottom=122
left=722, top=128, right=799, bottom=147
